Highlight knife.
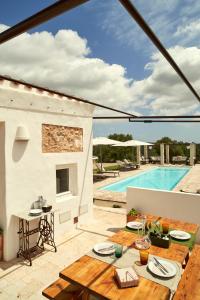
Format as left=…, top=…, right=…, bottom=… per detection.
left=153, top=261, right=166, bottom=275
left=154, top=257, right=169, bottom=273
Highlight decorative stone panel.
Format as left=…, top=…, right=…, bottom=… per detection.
left=42, top=124, right=83, bottom=153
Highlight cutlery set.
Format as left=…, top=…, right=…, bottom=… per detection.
left=153, top=257, right=169, bottom=275
left=98, top=245, right=115, bottom=253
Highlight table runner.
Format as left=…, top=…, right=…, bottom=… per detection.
left=123, top=227, right=196, bottom=250
left=87, top=246, right=182, bottom=291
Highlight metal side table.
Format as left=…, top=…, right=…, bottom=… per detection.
left=14, top=210, right=57, bottom=266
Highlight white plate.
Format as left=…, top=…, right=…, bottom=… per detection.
left=29, top=209, right=42, bottom=215
left=93, top=242, right=115, bottom=255
left=126, top=221, right=143, bottom=230
left=169, top=230, right=191, bottom=240
left=148, top=259, right=177, bottom=278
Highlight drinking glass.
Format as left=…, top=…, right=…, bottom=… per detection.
left=162, top=222, right=169, bottom=234
left=115, top=245, right=123, bottom=258
left=138, top=214, right=147, bottom=236
left=139, top=250, right=149, bottom=265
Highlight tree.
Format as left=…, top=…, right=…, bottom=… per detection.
left=108, top=133, right=133, bottom=142
left=93, top=133, right=134, bottom=163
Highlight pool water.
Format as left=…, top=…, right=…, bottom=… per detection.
left=100, top=167, right=190, bottom=192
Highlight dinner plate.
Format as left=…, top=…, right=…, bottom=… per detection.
left=29, top=209, right=42, bottom=216
left=148, top=259, right=177, bottom=278
left=169, top=230, right=191, bottom=240
left=93, top=242, right=115, bottom=255
left=126, top=221, right=143, bottom=230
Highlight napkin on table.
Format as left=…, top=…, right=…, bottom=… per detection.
left=115, top=267, right=139, bottom=288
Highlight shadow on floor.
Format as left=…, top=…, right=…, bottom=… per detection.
left=106, top=227, right=124, bottom=233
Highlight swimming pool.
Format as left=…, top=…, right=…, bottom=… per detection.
left=100, top=167, right=190, bottom=192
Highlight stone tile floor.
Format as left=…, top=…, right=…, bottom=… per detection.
left=0, top=207, right=126, bottom=300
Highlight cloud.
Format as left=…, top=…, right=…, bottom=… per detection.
left=0, top=25, right=200, bottom=118
left=99, top=0, right=200, bottom=52
left=0, top=25, right=138, bottom=116
left=131, top=46, right=200, bottom=115
left=174, top=20, right=200, bottom=46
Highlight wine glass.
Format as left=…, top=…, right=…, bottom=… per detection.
left=137, top=214, right=147, bottom=236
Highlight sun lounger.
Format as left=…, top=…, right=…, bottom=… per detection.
left=123, top=159, right=140, bottom=169
left=96, top=163, right=120, bottom=177
left=117, top=160, right=136, bottom=171
left=140, top=156, right=149, bottom=164
left=93, top=173, right=107, bottom=182
left=172, top=156, right=187, bottom=164
left=150, top=156, right=161, bottom=163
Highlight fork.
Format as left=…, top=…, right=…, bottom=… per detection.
left=154, top=257, right=169, bottom=273
left=153, top=261, right=166, bottom=275
left=98, top=245, right=114, bottom=252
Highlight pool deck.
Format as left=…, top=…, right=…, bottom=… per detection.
left=94, top=164, right=200, bottom=206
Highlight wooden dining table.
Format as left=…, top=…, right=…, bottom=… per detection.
left=59, top=215, right=199, bottom=300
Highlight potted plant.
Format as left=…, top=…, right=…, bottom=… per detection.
left=127, top=208, right=140, bottom=222
left=0, top=228, right=3, bottom=261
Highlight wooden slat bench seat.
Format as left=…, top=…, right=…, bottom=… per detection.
left=174, top=244, right=200, bottom=300
left=42, top=278, right=84, bottom=300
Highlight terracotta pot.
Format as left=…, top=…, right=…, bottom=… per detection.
left=127, top=214, right=138, bottom=223
left=0, top=234, right=3, bottom=261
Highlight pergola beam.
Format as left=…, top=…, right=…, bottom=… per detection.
left=0, top=75, right=137, bottom=118
left=129, top=120, right=200, bottom=123
left=94, top=115, right=200, bottom=119
left=118, top=0, right=200, bottom=104
left=0, top=0, right=90, bottom=44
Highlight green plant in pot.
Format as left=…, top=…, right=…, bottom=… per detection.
left=127, top=208, right=139, bottom=222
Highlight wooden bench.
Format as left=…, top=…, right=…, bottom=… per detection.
left=42, top=278, right=84, bottom=300
left=174, top=244, right=200, bottom=300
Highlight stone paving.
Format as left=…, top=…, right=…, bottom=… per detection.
left=0, top=207, right=126, bottom=300
left=174, top=164, right=200, bottom=192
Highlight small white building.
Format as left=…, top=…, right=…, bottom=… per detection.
left=0, top=76, right=95, bottom=261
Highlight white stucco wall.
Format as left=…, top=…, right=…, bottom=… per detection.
left=127, top=187, right=200, bottom=242
left=0, top=80, right=95, bottom=260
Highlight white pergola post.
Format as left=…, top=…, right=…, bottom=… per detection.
left=136, top=146, right=141, bottom=165
left=190, top=143, right=196, bottom=166
left=144, top=145, right=148, bottom=159
left=166, top=144, right=170, bottom=164
left=160, top=143, right=165, bottom=165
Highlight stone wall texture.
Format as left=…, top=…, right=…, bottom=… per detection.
left=42, top=124, right=83, bottom=153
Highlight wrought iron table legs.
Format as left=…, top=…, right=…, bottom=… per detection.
left=17, top=212, right=56, bottom=266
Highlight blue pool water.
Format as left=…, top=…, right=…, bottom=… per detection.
left=100, top=167, right=190, bottom=192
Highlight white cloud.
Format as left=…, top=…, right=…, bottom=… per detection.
left=99, top=0, right=200, bottom=51
left=174, top=20, right=200, bottom=46
left=0, top=25, right=200, bottom=117
left=0, top=25, right=138, bottom=116
left=131, top=46, right=200, bottom=115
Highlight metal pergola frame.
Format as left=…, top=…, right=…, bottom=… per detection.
left=0, top=0, right=200, bottom=123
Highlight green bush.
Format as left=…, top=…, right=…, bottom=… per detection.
left=128, top=208, right=138, bottom=216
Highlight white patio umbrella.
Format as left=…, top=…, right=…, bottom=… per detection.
left=93, top=137, right=119, bottom=170
left=113, top=140, right=153, bottom=147
left=113, top=139, right=154, bottom=163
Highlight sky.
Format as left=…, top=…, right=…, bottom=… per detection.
left=1, top=0, right=200, bottom=142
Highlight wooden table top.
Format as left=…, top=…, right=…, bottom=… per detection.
left=60, top=255, right=170, bottom=300
left=108, top=230, right=188, bottom=265
left=144, top=214, right=199, bottom=234
left=59, top=215, right=198, bottom=300
left=174, top=245, right=200, bottom=300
